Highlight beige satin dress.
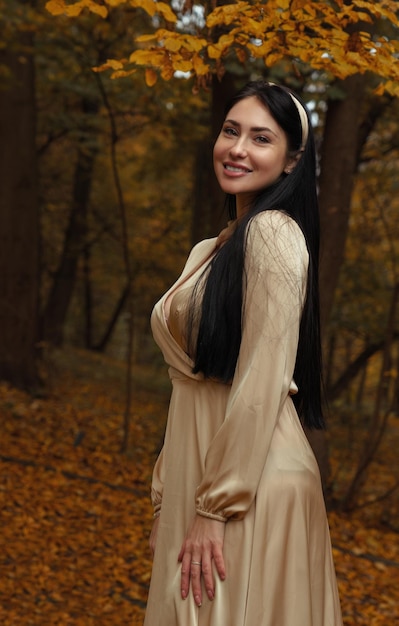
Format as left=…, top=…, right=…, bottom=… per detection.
left=144, top=211, right=343, bottom=626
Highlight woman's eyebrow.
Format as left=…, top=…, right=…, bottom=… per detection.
left=224, top=118, right=277, bottom=136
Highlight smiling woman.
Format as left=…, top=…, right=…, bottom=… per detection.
left=143, top=80, right=343, bottom=626
left=213, top=96, right=297, bottom=215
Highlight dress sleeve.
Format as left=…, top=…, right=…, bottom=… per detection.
left=195, top=211, right=309, bottom=522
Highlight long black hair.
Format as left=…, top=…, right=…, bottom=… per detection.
left=190, top=80, right=324, bottom=430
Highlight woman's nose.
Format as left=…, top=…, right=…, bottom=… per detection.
left=229, top=137, right=248, bottom=158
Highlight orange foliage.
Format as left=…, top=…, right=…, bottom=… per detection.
left=45, top=0, right=399, bottom=96
left=0, top=349, right=398, bottom=624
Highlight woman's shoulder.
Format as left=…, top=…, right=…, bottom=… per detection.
left=250, top=210, right=304, bottom=242
left=247, top=210, right=308, bottom=272
left=250, top=210, right=306, bottom=247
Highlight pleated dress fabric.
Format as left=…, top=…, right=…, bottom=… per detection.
left=143, top=211, right=343, bottom=626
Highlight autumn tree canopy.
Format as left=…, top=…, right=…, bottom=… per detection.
left=47, top=0, right=399, bottom=94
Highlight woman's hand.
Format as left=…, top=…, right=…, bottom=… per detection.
left=149, top=515, right=160, bottom=556
left=178, top=515, right=226, bottom=607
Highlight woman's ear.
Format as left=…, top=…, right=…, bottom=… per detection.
left=284, top=150, right=303, bottom=174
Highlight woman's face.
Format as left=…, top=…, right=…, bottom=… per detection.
left=213, top=96, right=294, bottom=216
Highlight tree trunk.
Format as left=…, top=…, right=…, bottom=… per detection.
left=315, top=77, right=392, bottom=496
left=0, top=18, right=40, bottom=388
left=41, top=97, right=99, bottom=345
left=83, top=239, right=93, bottom=348
left=318, top=74, right=368, bottom=332
left=318, top=76, right=392, bottom=332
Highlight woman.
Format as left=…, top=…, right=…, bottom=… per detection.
left=144, top=80, right=343, bottom=626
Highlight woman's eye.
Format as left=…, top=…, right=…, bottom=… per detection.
left=223, top=127, right=238, bottom=136
left=255, top=135, right=270, bottom=144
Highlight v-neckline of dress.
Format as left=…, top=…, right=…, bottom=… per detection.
left=161, top=239, right=218, bottom=332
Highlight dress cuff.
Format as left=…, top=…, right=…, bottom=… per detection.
left=196, top=507, right=228, bottom=523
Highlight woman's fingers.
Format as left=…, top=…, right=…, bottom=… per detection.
left=190, top=557, right=203, bottom=606
left=180, top=551, right=192, bottom=601
left=201, top=554, right=215, bottom=601
left=179, top=515, right=226, bottom=606
left=212, top=544, right=226, bottom=582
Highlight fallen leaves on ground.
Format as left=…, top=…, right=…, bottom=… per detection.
left=0, top=348, right=398, bottom=625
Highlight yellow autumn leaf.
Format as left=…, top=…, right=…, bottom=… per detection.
left=105, top=0, right=127, bottom=6
left=206, top=1, right=246, bottom=28
left=47, top=0, right=108, bottom=18
left=207, top=44, right=222, bottom=60
left=172, top=59, right=192, bottom=73
left=248, top=40, right=273, bottom=56
left=136, top=33, right=158, bottom=43
left=145, top=67, right=158, bottom=86
left=263, top=51, right=284, bottom=67
left=104, top=58, right=125, bottom=70
left=84, top=0, right=108, bottom=18
left=129, top=49, right=165, bottom=66
left=192, top=53, right=210, bottom=76
left=384, top=80, right=399, bottom=97
left=280, top=21, right=296, bottom=32
left=110, top=68, right=136, bottom=79
left=217, top=34, right=235, bottom=49
left=130, top=0, right=176, bottom=21
left=183, top=37, right=207, bottom=53
left=130, top=0, right=157, bottom=17
left=45, top=0, right=66, bottom=16
left=93, top=58, right=125, bottom=72
left=163, top=37, right=182, bottom=52
left=302, top=2, right=316, bottom=18
left=156, top=1, right=177, bottom=23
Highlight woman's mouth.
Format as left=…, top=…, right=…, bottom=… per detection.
left=224, top=163, right=252, bottom=174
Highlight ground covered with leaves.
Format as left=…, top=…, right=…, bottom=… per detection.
left=0, top=349, right=398, bottom=625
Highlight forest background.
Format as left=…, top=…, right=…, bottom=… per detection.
left=1, top=0, right=399, bottom=624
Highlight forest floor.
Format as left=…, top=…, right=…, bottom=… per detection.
left=0, top=348, right=398, bottom=625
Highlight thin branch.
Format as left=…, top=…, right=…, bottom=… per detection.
left=352, top=478, right=399, bottom=511
left=94, top=72, right=135, bottom=453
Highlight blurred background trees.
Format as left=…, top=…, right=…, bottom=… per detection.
left=1, top=0, right=399, bottom=513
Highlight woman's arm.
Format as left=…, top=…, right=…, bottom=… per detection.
left=195, top=211, right=308, bottom=521
left=179, top=212, right=308, bottom=604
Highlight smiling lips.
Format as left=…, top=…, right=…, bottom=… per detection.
left=224, top=162, right=252, bottom=175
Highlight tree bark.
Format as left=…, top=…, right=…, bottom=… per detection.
left=315, top=77, right=393, bottom=496
left=41, top=97, right=99, bottom=345
left=318, top=76, right=392, bottom=332
left=318, top=74, right=368, bottom=332
left=0, top=18, right=40, bottom=388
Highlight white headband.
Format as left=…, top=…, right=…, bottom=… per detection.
left=289, top=92, right=309, bottom=149
left=268, top=83, right=309, bottom=149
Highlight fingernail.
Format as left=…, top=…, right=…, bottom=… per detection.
left=181, top=590, right=187, bottom=599
left=207, top=589, right=214, bottom=600
left=195, top=595, right=201, bottom=607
